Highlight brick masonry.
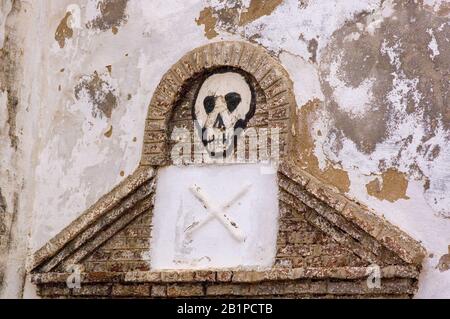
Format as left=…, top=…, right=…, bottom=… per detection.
left=141, top=41, right=295, bottom=166
left=29, top=41, right=425, bottom=299
left=33, top=266, right=419, bottom=298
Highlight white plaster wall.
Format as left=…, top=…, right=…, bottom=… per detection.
left=151, top=164, right=279, bottom=271
left=0, top=0, right=448, bottom=298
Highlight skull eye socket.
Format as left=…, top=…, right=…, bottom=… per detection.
left=203, top=96, right=216, bottom=114
left=225, top=92, right=241, bottom=112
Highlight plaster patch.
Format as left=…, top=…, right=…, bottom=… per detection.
left=195, top=7, right=218, bottom=39
left=197, top=0, right=380, bottom=60
left=366, top=169, right=410, bottom=202
left=55, top=12, right=73, bottom=49
left=239, top=0, right=283, bottom=26
left=294, top=100, right=350, bottom=193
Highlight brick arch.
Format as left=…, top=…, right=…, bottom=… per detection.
left=140, top=41, right=297, bottom=167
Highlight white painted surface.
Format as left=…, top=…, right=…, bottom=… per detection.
left=150, top=164, right=279, bottom=270
left=194, top=72, right=253, bottom=154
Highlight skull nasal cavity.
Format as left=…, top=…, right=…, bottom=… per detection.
left=204, top=96, right=215, bottom=114
left=225, top=92, right=241, bottom=112
left=214, top=114, right=225, bottom=129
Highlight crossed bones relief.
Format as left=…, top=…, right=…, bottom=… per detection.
left=185, top=183, right=252, bottom=242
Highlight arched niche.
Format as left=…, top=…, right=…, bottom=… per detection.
left=140, top=41, right=297, bottom=167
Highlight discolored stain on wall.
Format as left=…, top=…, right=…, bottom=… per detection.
left=55, top=12, right=73, bottom=49
left=424, top=1, right=450, bottom=17
left=307, top=38, right=318, bottom=63
left=320, top=1, right=450, bottom=155
left=74, top=71, right=118, bottom=119
left=294, top=99, right=350, bottom=193
left=0, top=188, right=7, bottom=243
left=104, top=125, right=113, bottom=138
left=195, top=7, right=219, bottom=39
left=0, top=1, right=20, bottom=150
left=366, top=169, right=410, bottom=202
left=239, top=0, right=284, bottom=26
left=87, top=0, right=129, bottom=33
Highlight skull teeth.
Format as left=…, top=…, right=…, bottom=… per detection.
left=205, top=129, right=216, bottom=143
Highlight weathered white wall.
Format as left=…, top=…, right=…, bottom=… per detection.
left=0, top=0, right=449, bottom=298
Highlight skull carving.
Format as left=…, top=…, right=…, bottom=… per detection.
left=193, top=71, right=255, bottom=156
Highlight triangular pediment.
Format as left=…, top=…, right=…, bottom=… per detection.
left=29, top=161, right=425, bottom=298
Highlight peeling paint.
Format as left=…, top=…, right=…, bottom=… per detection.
left=74, top=71, right=118, bottom=119
left=294, top=99, right=350, bottom=193
left=239, top=0, right=283, bottom=26
left=55, top=12, right=73, bottom=49
left=198, top=0, right=381, bottom=57
left=366, top=169, right=410, bottom=202
left=321, top=1, right=450, bottom=153
left=317, top=0, right=450, bottom=216
left=195, top=0, right=284, bottom=41
left=87, top=0, right=129, bottom=32
left=195, top=7, right=218, bottom=39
